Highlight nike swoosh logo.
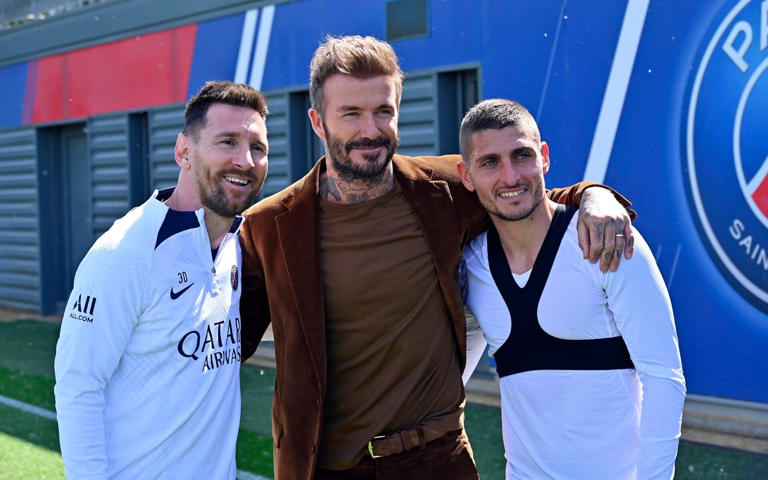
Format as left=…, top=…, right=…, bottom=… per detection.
left=170, top=283, right=195, bottom=300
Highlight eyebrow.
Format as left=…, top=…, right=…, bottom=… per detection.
left=511, top=146, right=536, bottom=156
left=212, top=131, right=240, bottom=139
left=338, top=103, right=394, bottom=112
left=474, top=152, right=500, bottom=164
left=474, top=145, right=535, bottom=162
left=213, top=131, right=267, bottom=150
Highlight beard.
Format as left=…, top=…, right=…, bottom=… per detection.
left=323, top=119, right=399, bottom=179
left=195, top=163, right=264, bottom=218
left=485, top=179, right=546, bottom=222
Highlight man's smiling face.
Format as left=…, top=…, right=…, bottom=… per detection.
left=188, top=103, right=268, bottom=217
left=459, top=124, right=550, bottom=222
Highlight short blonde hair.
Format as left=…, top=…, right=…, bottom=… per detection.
left=309, top=35, right=404, bottom=116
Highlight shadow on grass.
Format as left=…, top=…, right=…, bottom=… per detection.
left=0, top=319, right=60, bottom=378
left=675, top=440, right=768, bottom=479
left=0, top=365, right=56, bottom=411
left=0, top=403, right=61, bottom=453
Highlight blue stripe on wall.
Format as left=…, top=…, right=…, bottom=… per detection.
left=187, top=13, right=246, bottom=98
left=538, top=0, right=628, bottom=187
left=0, top=62, right=29, bottom=129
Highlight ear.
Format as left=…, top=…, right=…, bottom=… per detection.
left=174, top=133, right=192, bottom=169
left=540, top=141, right=550, bottom=175
left=308, top=108, right=327, bottom=142
left=456, top=160, right=475, bottom=192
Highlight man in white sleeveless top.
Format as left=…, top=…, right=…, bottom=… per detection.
left=458, top=99, right=686, bottom=480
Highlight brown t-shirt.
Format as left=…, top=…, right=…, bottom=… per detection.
left=317, top=184, right=465, bottom=470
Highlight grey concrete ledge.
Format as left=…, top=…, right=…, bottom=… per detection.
left=683, top=393, right=768, bottom=440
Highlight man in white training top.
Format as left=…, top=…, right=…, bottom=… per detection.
left=54, top=81, right=269, bottom=479
left=458, top=99, right=686, bottom=479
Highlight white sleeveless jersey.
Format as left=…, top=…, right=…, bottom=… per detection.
left=463, top=213, right=686, bottom=480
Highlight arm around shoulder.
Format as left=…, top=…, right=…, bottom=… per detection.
left=547, top=181, right=635, bottom=220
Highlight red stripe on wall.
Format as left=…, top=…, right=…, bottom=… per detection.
left=752, top=175, right=768, bottom=220
left=32, top=56, right=64, bottom=124
left=32, top=24, right=197, bottom=124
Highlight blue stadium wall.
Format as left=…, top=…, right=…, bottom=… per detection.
left=0, top=0, right=766, bottom=413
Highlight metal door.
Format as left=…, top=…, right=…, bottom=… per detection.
left=59, top=123, right=91, bottom=306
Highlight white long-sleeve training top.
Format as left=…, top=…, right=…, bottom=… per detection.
left=54, top=189, right=243, bottom=480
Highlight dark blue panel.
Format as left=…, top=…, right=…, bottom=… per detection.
left=0, top=62, right=28, bottom=128
left=739, top=73, right=768, bottom=180
left=392, top=0, right=485, bottom=71
left=474, top=0, right=563, bottom=108
left=156, top=207, right=200, bottom=249
left=229, top=216, right=243, bottom=233
left=262, top=0, right=388, bottom=90
left=187, top=14, right=245, bottom=98
left=603, top=0, right=768, bottom=402
left=538, top=0, right=628, bottom=188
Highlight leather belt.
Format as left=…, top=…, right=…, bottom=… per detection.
left=367, top=426, right=445, bottom=458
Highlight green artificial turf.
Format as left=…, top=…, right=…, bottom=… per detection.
left=0, top=403, right=60, bottom=452
left=675, top=441, right=768, bottom=480
left=465, top=403, right=506, bottom=478
left=0, top=319, right=60, bottom=378
left=0, top=364, right=56, bottom=411
left=1, top=318, right=767, bottom=480
left=0, top=430, right=64, bottom=480
left=236, top=428, right=275, bottom=477
left=240, top=365, right=277, bottom=436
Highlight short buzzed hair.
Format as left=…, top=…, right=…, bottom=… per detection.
left=309, top=35, right=404, bottom=116
left=184, top=81, right=268, bottom=139
left=459, top=99, right=541, bottom=160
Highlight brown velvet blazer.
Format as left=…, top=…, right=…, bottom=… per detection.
left=239, top=154, right=599, bottom=480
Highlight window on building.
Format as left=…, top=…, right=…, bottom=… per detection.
left=290, top=91, right=324, bottom=181
left=386, top=0, right=429, bottom=42
left=398, top=67, right=479, bottom=156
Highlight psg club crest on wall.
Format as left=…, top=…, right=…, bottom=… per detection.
left=231, top=265, right=239, bottom=291
left=684, top=0, right=768, bottom=313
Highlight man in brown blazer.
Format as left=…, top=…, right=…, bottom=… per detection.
left=239, top=35, right=634, bottom=480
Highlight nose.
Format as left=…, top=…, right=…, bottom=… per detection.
left=500, top=159, right=521, bottom=185
left=359, top=112, right=380, bottom=139
left=233, top=146, right=255, bottom=169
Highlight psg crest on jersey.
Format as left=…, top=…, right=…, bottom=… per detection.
left=684, top=0, right=768, bottom=313
left=231, top=265, right=239, bottom=291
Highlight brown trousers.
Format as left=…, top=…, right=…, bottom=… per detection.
left=314, top=429, right=479, bottom=480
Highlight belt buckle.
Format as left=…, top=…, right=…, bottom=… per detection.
left=368, top=435, right=387, bottom=459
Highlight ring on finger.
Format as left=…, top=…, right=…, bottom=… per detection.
left=615, top=234, right=624, bottom=238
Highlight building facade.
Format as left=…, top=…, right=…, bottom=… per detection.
left=0, top=0, right=766, bottom=434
